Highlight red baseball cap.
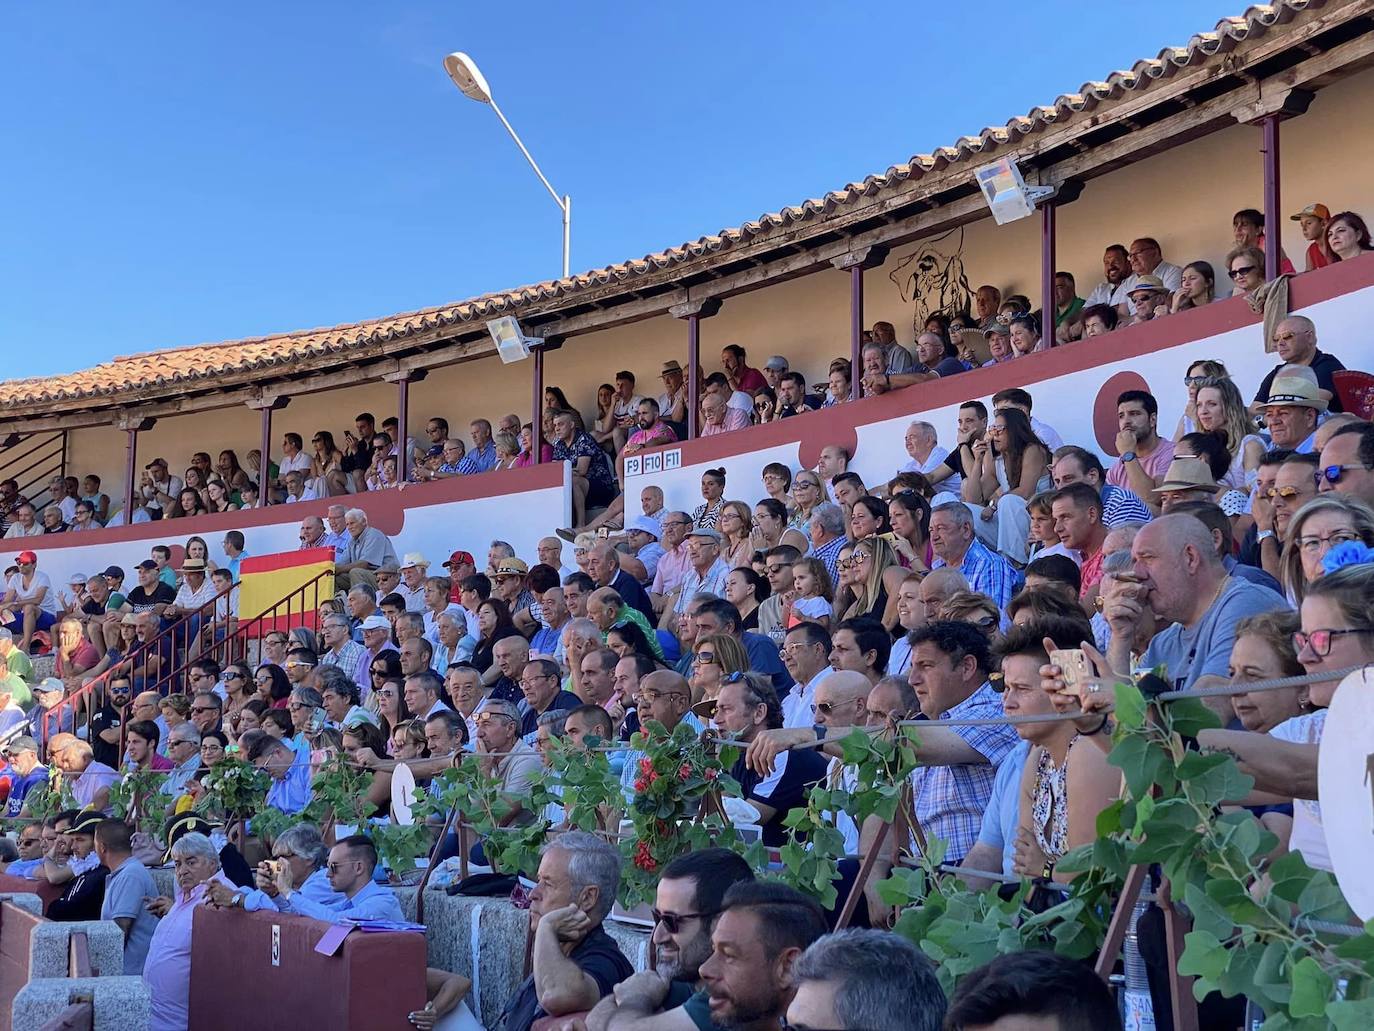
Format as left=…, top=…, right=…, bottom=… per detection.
left=442, top=550, right=475, bottom=570
left=16, top=551, right=36, bottom=565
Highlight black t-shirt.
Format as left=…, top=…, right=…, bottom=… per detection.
left=730, top=747, right=830, bottom=847
left=501, top=924, right=632, bottom=1031
left=48, top=865, right=109, bottom=922
left=88, top=703, right=124, bottom=769
left=663, top=982, right=727, bottom=1031
left=126, top=583, right=175, bottom=613
left=1253, top=349, right=1346, bottom=412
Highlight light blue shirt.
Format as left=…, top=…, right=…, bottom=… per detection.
left=620, top=711, right=705, bottom=799
left=279, top=877, right=404, bottom=923
left=161, top=754, right=201, bottom=799
left=975, top=739, right=1031, bottom=876
left=266, top=759, right=313, bottom=814
left=241, top=865, right=347, bottom=913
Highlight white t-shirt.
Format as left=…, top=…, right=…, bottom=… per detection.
left=280, top=452, right=313, bottom=475
left=901, top=445, right=961, bottom=496
left=7, top=571, right=56, bottom=614
left=1269, top=710, right=1328, bottom=871
left=793, top=596, right=831, bottom=621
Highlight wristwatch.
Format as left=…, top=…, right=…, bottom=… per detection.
left=1257, top=530, right=1276, bottom=543
left=231, top=893, right=244, bottom=909
left=1120, top=451, right=1137, bottom=464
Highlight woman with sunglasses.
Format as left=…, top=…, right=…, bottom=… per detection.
left=1194, top=377, right=1264, bottom=492
left=1279, top=495, right=1374, bottom=605
left=1226, top=245, right=1266, bottom=299
left=965, top=407, right=1051, bottom=565
left=375, top=675, right=413, bottom=742
left=254, top=663, right=291, bottom=709
left=788, top=472, right=824, bottom=533
left=840, top=536, right=900, bottom=631
left=221, top=662, right=255, bottom=718
left=1326, top=210, right=1373, bottom=262
left=939, top=591, right=1001, bottom=639
left=689, top=633, right=748, bottom=706
left=1169, top=261, right=1216, bottom=313
left=390, top=718, right=428, bottom=761
left=1172, top=359, right=1230, bottom=441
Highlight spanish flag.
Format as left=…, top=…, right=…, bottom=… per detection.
left=238, top=548, right=335, bottom=634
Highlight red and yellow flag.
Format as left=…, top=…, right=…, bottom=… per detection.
left=238, top=548, right=335, bottom=634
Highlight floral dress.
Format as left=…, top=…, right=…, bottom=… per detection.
left=1031, top=739, right=1077, bottom=863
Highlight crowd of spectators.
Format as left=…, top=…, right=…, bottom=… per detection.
left=0, top=210, right=1370, bottom=1029
left=5, top=205, right=1367, bottom=541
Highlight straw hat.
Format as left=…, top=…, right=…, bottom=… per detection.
left=1152, top=457, right=1220, bottom=494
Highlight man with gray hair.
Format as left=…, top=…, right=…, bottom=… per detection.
left=476, top=697, right=542, bottom=828
left=206, top=822, right=345, bottom=913
left=787, top=929, right=945, bottom=1031
left=805, top=501, right=848, bottom=585
left=928, top=501, right=1019, bottom=618
left=900, top=420, right=960, bottom=495
left=161, top=723, right=202, bottom=805
left=670, top=529, right=731, bottom=624
left=335, top=508, right=399, bottom=592
left=502, top=831, right=632, bottom=1030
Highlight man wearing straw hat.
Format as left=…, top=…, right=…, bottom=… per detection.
left=1151, top=457, right=1223, bottom=512
left=1258, top=374, right=1329, bottom=454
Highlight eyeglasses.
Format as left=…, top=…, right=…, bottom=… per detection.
left=1293, top=627, right=1373, bottom=656
left=837, top=558, right=855, bottom=570
left=223, top=671, right=243, bottom=681
left=810, top=700, right=838, bottom=716
left=640, top=689, right=688, bottom=703
left=190, top=706, right=218, bottom=714
left=650, top=908, right=716, bottom=934
left=693, top=652, right=717, bottom=664
left=1297, top=530, right=1361, bottom=554
left=1321, top=464, right=1373, bottom=484
left=1229, top=265, right=1259, bottom=279
left=326, top=861, right=359, bottom=874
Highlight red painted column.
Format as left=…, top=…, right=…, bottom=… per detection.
left=849, top=265, right=863, bottom=401
left=1042, top=202, right=1057, bottom=339
left=258, top=404, right=274, bottom=505
left=531, top=346, right=544, bottom=464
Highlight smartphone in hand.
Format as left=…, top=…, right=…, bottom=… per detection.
left=1050, top=648, right=1093, bottom=700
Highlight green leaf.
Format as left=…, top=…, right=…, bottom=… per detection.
left=1184, top=882, right=1236, bottom=942
left=1165, top=697, right=1222, bottom=737
left=1288, top=956, right=1334, bottom=1018
left=1330, top=998, right=1374, bottom=1030
left=1177, top=750, right=1254, bottom=807
left=1266, top=849, right=1320, bottom=905
left=1297, top=871, right=1353, bottom=924
left=1113, top=678, right=1147, bottom=730
left=1177, top=929, right=1229, bottom=986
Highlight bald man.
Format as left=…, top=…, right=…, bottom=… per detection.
left=1102, top=514, right=1285, bottom=703
left=811, top=671, right=876, bottom=855
left=917, top=568, right=969, bottom=625
left=1252, top=315, right=1345, bottom=414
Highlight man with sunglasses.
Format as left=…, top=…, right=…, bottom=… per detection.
left=1318, top=423, right=1374, bottom=508
left=272, top=834, right=403, bottom=922
left=581, top=848, right=755, bottom=1031
left=1252, top=315, right=1345, bottom=415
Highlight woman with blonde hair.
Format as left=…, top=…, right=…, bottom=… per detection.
left=689, top=633, right=749, bottom=704
left=1194, top=376, right=1264, bottom=491
left=841, top=536, right=900, bottom=631
left=1173, top=358, right=1230, bottom=440
left=718, top=501, right=755, bottom=569
left=1279, top=494, right=1374, bottom=605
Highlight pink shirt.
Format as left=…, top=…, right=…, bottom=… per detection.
left=1107, top=437, right=1175, bottom=489
left=701, top=409, right=750, bottom=436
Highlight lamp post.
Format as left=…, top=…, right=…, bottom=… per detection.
left=443, top=52, right=571, bottom=280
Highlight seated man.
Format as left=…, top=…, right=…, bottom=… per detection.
left=1253, top=316, right=1344, bottom=414
left=249, top=734, right=313, bottom=815
left=944, top=951, right=1120, bottom=1030
left=787, top=929, right=946, bottom=1031
left=501, top=831, right=632, bottom=1031
left=267, top=834, right=403, bottom=922
left=47, top=811, right=110, bottom=922
left=580, top=847, right=756, bottom=1029
left=716, top=674, right=828, bottom=847
left=207, top=822, right=346, bottom=914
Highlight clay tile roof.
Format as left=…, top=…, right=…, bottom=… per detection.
left=0, top=1, right=1322, bottom=411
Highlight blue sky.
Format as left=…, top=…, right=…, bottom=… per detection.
left=3, top=2, right=1220, bottom=377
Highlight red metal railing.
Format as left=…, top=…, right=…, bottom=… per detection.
left=40, top=569, right=333, bottom=764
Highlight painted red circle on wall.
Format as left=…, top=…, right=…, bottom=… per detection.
left=1093, top=371, right=1152, bottom=456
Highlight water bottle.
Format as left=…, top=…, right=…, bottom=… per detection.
left=1122, top=894, right=1156, bottom=1031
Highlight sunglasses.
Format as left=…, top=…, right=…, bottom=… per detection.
left=693, top=652, right=717, bottom=664
left=1229, top=265, right=1258, bottom=279
left=1321, top=464, right=1372, bottom=484
left=1293, top=627, right=1372, bottom=656
left=1265, top=485, right=1308, bottom=500
left=651, top=908, right=716, bottom=934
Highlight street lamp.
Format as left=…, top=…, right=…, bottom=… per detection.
left=443, top=51, right=571, bottom=280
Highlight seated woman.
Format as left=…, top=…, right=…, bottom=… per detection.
left=723, top=567, right=769, bottom=632
left=1172, top=358, right=1229, bottom=440
left=940, top=590, right=1002, bottom=640
left=822, top=358, right=851, bottom=407
left=1194, top=378, right=1264, bottom=495
left=963, top=408, right=1051, bottom=565
left=839, top=536, right=901, bottom=632
left=1279, top=494, right=1374, bottom=605
left=689, top=633, right=748, bottom=710
left=1079, top=303, right=1118, bottom=338
left=1170, top=261, right=1216, bottom=312
left=1326, top=210, right=1373, bottom=263
left=1001, top=620, right=1118, bottom=885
